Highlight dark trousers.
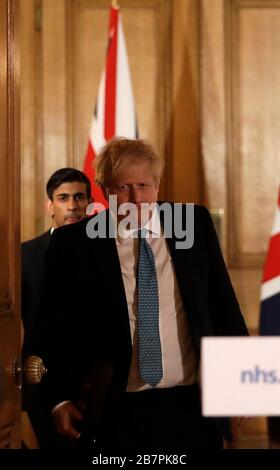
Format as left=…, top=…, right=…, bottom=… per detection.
left=92, top=383, right=223, bottom=450
left=23, top=384, right=59, bottom=449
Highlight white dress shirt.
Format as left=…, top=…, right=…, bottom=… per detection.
left=116, top=209, right=198, bottom=392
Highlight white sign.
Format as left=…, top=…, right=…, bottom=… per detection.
left=201, top=337, right=280, bottom=416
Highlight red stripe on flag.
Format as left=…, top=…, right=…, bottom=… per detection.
left=263, top=232, right=280, bottom=282
left=83, top=140, right=108, bottom=207
left=104, top=7, right=118, bottom=140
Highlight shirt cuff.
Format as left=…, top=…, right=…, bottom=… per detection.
left=51, top=400, right=71, bottom=415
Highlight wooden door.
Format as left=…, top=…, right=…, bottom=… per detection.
left=0, top=0, right=21, bottom=449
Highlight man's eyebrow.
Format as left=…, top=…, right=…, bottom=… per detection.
left=56, top=191, right=86, bottom=197
left=55, top=192, right=70, bottom=197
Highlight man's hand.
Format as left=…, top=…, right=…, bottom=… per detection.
left=52, top=402, right=83, bottom=439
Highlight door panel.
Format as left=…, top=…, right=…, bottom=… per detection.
left=0, top=0, right=21, bottom=449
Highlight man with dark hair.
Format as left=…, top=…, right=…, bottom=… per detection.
left=45, top=167, right=92, bottom=227
left=46, top=167, right=92, bottom=201
left=21, top=167, right=92, bottom=448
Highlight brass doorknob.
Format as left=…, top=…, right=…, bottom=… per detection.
left=24, top=355, right=47, bottom=384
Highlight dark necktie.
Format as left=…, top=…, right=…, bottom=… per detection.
left=137, top=228, right=163, bottom=386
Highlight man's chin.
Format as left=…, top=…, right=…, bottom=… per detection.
left=65, top=217, right=79, bottom=224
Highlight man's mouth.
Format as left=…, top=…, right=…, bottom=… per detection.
left=65, top=216, right=79, bottom=223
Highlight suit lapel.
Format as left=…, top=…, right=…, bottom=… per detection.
left=41, top=229, right=52, bottom=252
left=160, top=203, right=204, bottom=351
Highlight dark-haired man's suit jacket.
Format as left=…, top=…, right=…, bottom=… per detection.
left=22, top=230, right=52, bottom=358
left=33, top=204, right=248, bottom=444
left=22, top=229, right=57, bottom=447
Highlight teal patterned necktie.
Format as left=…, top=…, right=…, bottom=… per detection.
left=137, top=228, right=163, bottom=386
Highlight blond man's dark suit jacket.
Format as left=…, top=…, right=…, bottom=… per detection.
left=32, top=204, right=248, bottom=443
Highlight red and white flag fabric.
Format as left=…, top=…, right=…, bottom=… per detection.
left=259, top=186, right=280, bottom=334
left=83, top=5, right=138, bottom=206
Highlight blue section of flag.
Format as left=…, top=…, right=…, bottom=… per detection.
left=260, top=293, right=280, bottom=335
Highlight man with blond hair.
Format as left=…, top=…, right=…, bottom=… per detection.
left=33, top=138, right=248, bottom=449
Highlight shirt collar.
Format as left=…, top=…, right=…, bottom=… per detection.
left=111, top=204, right=161, bottom=241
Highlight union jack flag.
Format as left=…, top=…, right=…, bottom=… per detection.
left=83, top=5, right=138, bottom=205
left=259, top=186, right=280, bottom=334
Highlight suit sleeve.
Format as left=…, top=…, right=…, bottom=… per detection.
left=201, top=206, right=248, bottom=336
left=31, top=228, right=79, bottom=410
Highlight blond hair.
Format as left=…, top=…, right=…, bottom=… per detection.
left=95, top=137, right=164, bottom=187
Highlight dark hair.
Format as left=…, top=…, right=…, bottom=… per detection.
left=46, top=168, right=92, bottom=201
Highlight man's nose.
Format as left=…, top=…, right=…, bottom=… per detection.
left=129, top=186, right=141, bottom=203
left=67, top=197, right=78, bottom=210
